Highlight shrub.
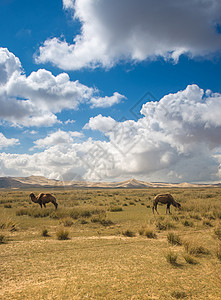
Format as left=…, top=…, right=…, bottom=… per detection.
left=139, top=227, right=157, bottom=239
left=60, top=217, right=74, bottom=227
left=171, top=290, right=187, bottom=299
left=216, top=245, right=221, bottom=261
left=156, top=220, right=176, bottom=231
left=56, top=228, right=70, bottom=240
left=16, top=208, right=51, bottom=218
left=166, top=250, right=178, bottom=266
left=138, top=227, right=145, bottom=236
left=182, top=220, right=194, bottom=227
left=202, top=220, right=213, bottom=227
left=214, top=227, right=221, bottom=240
left=213, top=211, right=221, bottom=219
left=203, top=212, right=216, bottom=220
left=145, top=229, right=157, bottom=239
left=109, top=206, right=123, bottom=212
left=189, top=213, right=202, bottom=221
left=91, top=215, right=113, bottom=226
left=41, top=228, right=49, bottom=237
left=4, top=204, right=12, bottom=208
left=167, top=232, right=182, bottom=246
left=183, top=254, right=198, bottom=265
left=122, top=230, right=136, bottom=237
left=80, top=219, right=88, bottom=224
left=184, top=241, right=210, bottom=256
left=0, top=219, right=17, bottom=231
left=0, top=234, right=6, bottom=244
left=172, top=215, right=179, bottom=221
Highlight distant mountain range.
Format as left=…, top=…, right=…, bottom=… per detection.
left=0, top=176, right=219, bottom=189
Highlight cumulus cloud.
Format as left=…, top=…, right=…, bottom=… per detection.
left=0, top=48, right=124, bottom=127
left=0, top=47, right=21, bottom=84
left=63, top=0, right=75, bottom=10
left=90, top=92, right=126, bottom=108
left=1, top=84, right=221, bottom=183
left=84, top=84, right=221, bottom=182
left=32, top=129, right=84, bottom=149
left=0, top=133, right=19, bottom=150
left=84, top=114, right=117, bottom=132
left=36, top=0, right=221, bottom=70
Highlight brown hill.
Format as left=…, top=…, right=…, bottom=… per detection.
left=0, top=176, right=217, bottom=189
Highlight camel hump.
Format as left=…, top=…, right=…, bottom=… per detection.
left=154, top=193, right=174, bottom=203
left=38, top=193, right=45, bottom=200
left=45, top=193, right=56, bottom=199
left=154, top=193, right=172, bottom=199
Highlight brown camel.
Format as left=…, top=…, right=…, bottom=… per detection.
left=152, top=193, right=181, bottom=214
left=29, top=193, right=58, bottom=209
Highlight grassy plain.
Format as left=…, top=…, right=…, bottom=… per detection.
left=0, top=188, right=221, bottom=299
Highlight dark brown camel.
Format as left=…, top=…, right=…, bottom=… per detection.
left=29, top=193, right=58, bottom=209
left=152, top=193, right=181, bottom=214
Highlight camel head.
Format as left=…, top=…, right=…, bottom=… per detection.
left=175, top=202, right=181, bottom=209
left=29, top=193, right=37, bottom=203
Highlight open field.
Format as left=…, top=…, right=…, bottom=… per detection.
left=1, top=188, right=221, bottom=299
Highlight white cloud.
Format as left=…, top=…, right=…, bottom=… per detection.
left=32, top=129, right=84, bottom=149
left=1, top=84, right=221, bottom=183
left=64, top=119, right=75, bottom=125
left=90, top=92, right=126, bottom=108
left=7, top=69, right=93, bottom=113
left=84, top=114, right=117, bottom=132
left=0, top=47, right=21, bottom=84
left=84, top=84, right=221, bottom=182
left=36, top=0, right=221, bottom=70
left=0, top=133, right=19, bottom=150
left=1, top=84, right=220, bottom=183
left=0, top=48, right=124, bottom=127
left=63, top=0, right=75, bottom=10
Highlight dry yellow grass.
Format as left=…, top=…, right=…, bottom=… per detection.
left=0, top=188, right=221, bottom=299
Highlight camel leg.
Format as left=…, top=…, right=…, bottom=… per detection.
left=154, top=204, right=159, bottom=214
left=167, top=204, right=171, bottom=214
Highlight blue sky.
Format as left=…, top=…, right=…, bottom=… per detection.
left=0, top=0, right=221, bottom=183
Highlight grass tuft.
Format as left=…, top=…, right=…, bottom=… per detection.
left=139, top=227, right=157, bottom=239
left=56, top=228, right=70, bottom=240
left=165, top=250, right=178, bottom=266
left=41, top=228, right=49, bottom=237
left=60, top=217, right=74, bottom=227
left=183, top=254, right=198, bottom=265
left=91, top=214, right=114, bottom=226
left=171, top=290, right=188, bottom=299
left=202, top=219, right=213, bottom=227
left=156, top=220, right=176, bottom=231
left=214, top=226, right=221, bottom=240
left=184, top=240, right=210, bottom=256
left=167, top=232, right=182, bottom=246
left=109, top=206, right=123, bottom=212
left=0, top=234, right=6, bottom=244
left=182, top=219, right=194, bottom=227
left=122, top=230, right=136, bottom=237
left=216, top=245, right=221, bottom=261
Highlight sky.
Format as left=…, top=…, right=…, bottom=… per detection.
left=0, top=0, right=221, bottom=183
